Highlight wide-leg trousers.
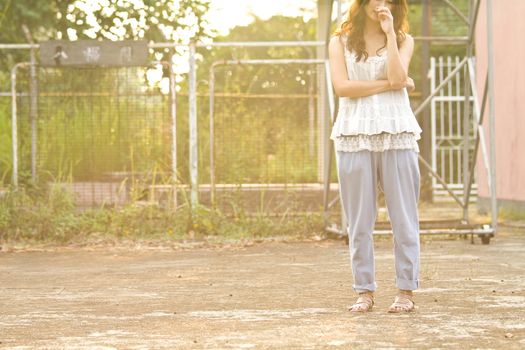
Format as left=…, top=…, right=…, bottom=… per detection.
left=335, top=148, right=421, bottom=293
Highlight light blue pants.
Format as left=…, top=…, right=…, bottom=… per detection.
left=335, top=149, right=421, bottom=293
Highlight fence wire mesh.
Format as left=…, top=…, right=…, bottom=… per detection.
left=200, top=60, right=339, bottom=215
left=10, top=54, right=341, bottom=216
left=15, top=65, right=183, bottom=208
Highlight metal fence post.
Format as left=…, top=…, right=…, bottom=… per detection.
left=169, top=61, right=178, bottom=209
left=486, top=0, right=498, bottom=234
left=188, top=40, right=198, bottom=212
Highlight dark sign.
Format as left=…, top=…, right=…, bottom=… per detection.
left=40, top=40, right=149, bottom=67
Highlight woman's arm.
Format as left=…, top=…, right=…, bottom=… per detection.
left=376, top=6, right=415, bottom=89
left=386, top=32, right=414, bottom=89
left=328, top=35, right=392, bottom=98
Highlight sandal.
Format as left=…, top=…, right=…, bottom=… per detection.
left=348, top=292, right=374, bottom=312
left=388, top=294, right=415, bottom=313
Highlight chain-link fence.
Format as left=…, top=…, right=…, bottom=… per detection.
left=8, top=43, right=341, bottom=217
left=12, top=63, right=185, bottom=208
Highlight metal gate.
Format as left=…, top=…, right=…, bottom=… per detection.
left=430, top=55, right=477, bottom=202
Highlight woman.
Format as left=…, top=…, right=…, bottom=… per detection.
left=328, top=0, right=422, bottom=313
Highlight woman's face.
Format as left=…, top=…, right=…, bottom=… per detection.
left=363, top=0, right=394, bottom=22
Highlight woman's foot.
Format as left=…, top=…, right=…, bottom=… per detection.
left=348, top=291, right=374, bottom=312
left=388, top=290, right=415, bottom=313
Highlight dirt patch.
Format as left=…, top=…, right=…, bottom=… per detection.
left=1, top=230, right=524, bottom=349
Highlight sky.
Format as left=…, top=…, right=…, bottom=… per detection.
left=208, top=0, right=319, bottom=36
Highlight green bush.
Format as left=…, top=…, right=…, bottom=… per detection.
left=0, top=185, right=325, bottom=246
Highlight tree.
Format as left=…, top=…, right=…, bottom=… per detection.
left=0, top=0, right=214, bottom=82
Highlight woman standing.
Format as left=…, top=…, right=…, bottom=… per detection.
left=328, top=0, right=422, bottom=313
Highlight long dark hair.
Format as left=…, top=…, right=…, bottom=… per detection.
left=334, top=0, right=409, bottom=62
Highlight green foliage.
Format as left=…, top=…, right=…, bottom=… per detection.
left=191, top=16, right=333, bottom=185
left=66, top=0, right=214, bottom=41
left=0, top=186, right=326, bottom=245
left=498, top=206, right=525, bottom=221
left=0, top=0, right=214, bottom=85
left=407, top=0, right=471, bottom=58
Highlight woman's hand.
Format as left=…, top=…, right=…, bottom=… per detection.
left=406, top=77, right=415, bottom=93
left=375, top=6, right=395, bottom=35
left=390, top=77, right=415, bottom=92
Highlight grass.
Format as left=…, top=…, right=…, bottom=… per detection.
left=498, top=206, right=525, bottom=222
left=0, top=182, right=327, bottom=248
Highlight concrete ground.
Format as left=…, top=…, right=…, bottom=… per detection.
left=1, top=229, right=524, bottom=349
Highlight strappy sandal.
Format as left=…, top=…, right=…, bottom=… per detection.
left=348, top=292, right=374, bottom=312
left=388, top=294, right=415, bottom=313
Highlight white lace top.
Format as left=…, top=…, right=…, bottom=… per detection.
left=330, top=35, right=422, bottom=153
left=336, top=132, right=420, bottom=153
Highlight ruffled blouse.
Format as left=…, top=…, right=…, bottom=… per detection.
left=330, top=35, right=422, bottom=153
